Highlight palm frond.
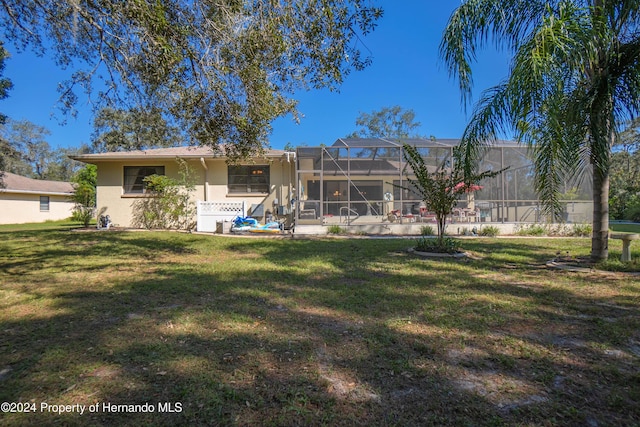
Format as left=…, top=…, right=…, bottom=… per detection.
left=440, top=0, right=555, bottom=105
left=442, top=0, right=640, bottom=259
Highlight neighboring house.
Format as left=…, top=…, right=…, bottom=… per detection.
left=71, top=146, right=296, bottom=228
left=0, top=172, right=75, bottom=224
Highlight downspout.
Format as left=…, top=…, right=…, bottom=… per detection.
left=200, top=157, right=209, bottom=201
left=287, top=151, right=296, bottom=211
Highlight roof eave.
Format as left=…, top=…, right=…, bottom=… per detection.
left=0, top=189, right=74, bottom=196
left=70, top=152, right=287, bottom=163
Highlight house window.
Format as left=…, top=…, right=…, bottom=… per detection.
left=228, top=165, right=270, bottom=193
left=123, top=166, right=165, bottom=194
left=40, top=196, right=50, bottom=212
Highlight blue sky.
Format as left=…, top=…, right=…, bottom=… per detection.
left=1, top=1, right=510, bottom=151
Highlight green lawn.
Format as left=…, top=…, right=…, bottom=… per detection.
left=1, top=225, right=639, bottom=426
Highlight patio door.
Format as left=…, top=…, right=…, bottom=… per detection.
left=324, top=181, right=348, bottom=216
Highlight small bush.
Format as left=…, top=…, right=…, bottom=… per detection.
left=327, top=225, right=346, bottom=235
left=414, top=237, right=461, bottom=254
left=570, top=223, right=592, bottom=237
left=420, top=225, right=435, bottom=236
left=71, top=206, right=95, bottom=227
left=515, top=224, right=547, bottom=236
left=479, top=225, right=500, bottom=237
left=545, top=224, right=567, bottom=236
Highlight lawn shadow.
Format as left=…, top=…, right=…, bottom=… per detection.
left=1, top=233, right=639, bottom=426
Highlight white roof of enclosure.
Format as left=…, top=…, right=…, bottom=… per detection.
left=330, top=137, right=522, bottom=148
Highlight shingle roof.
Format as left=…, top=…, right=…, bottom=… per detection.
left=0, top=172, right=75, bottom=195
left=70, top=145, right=288, bottom=162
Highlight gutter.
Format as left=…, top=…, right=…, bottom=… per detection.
left=0, top=189, right=74, bottom=196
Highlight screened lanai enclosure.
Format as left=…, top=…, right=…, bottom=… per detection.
left=294, top=138, right=593, bottom=228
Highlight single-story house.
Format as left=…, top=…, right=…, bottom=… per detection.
left=0, top=171, right=75, bottom=224
left=71, top=146, right=297, bottom=229
left=71, top=139, right=593, bottom=233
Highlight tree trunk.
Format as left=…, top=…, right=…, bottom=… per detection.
left=591, top=162, right=610, bottom=262
left=589, top=0, right=610, bottom=262
left=437, top=214, right=446, bottom=244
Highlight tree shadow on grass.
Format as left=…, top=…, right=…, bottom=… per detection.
left=0, top=230, right=198, bottom=278
left=1, top=233, right=639, bottom=426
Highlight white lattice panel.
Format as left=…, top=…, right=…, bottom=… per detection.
left=197, top=201, right=245, bottom=232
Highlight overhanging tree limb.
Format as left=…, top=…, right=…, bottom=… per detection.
left=0, top=0, right=383, bottom=159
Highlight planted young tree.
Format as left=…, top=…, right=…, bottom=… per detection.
left=401, top=144, right=498, bottom=249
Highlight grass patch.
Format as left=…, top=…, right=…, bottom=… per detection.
left=0, top=225, right=639, bottom=426
left=0, top=219, right=87, bottom=232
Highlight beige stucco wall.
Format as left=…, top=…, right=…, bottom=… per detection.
left=94, top=156, right=296, bottom=228
left=204, top=158, right=296, bottom=217
left=0, top=192, right=75, bottom=224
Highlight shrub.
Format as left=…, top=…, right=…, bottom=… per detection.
left=420, top=225, right=435, bottom=236
left=570, top=223, right=592, bottom=237
left=515, top=223, right=591, bottom=237
left=414, top=236, right=461, bottom=254
left=515, top=224, right=546, bottom=236
left=479, top=225, right=500, bottom=237
left=71, top=205, right=95, bottom=227
left=327, top=225, right=346, bottom=235
left=545, top=224, right=568, bottom=236
left=131, top=159, right=196, bottom=230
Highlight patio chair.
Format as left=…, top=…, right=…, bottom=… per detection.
left=452, top=208, right=465, bottom=222
left=419, top=206, right=436, bottom=223
left=464, top=208, right=479, bottom=222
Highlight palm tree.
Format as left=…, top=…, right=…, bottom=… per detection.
left=440, top=0, right=640, bottom=261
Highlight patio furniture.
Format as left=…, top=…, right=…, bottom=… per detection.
left=464, top=208, right=479, bottom=222
left=299, top=209, right=316, bottom=220
left=452, top=208, right=465, bottom=223
left=418, top=207, right=436, bottom=222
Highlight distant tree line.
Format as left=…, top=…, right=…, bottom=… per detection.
left=611, top=118, right=640, bottom=222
